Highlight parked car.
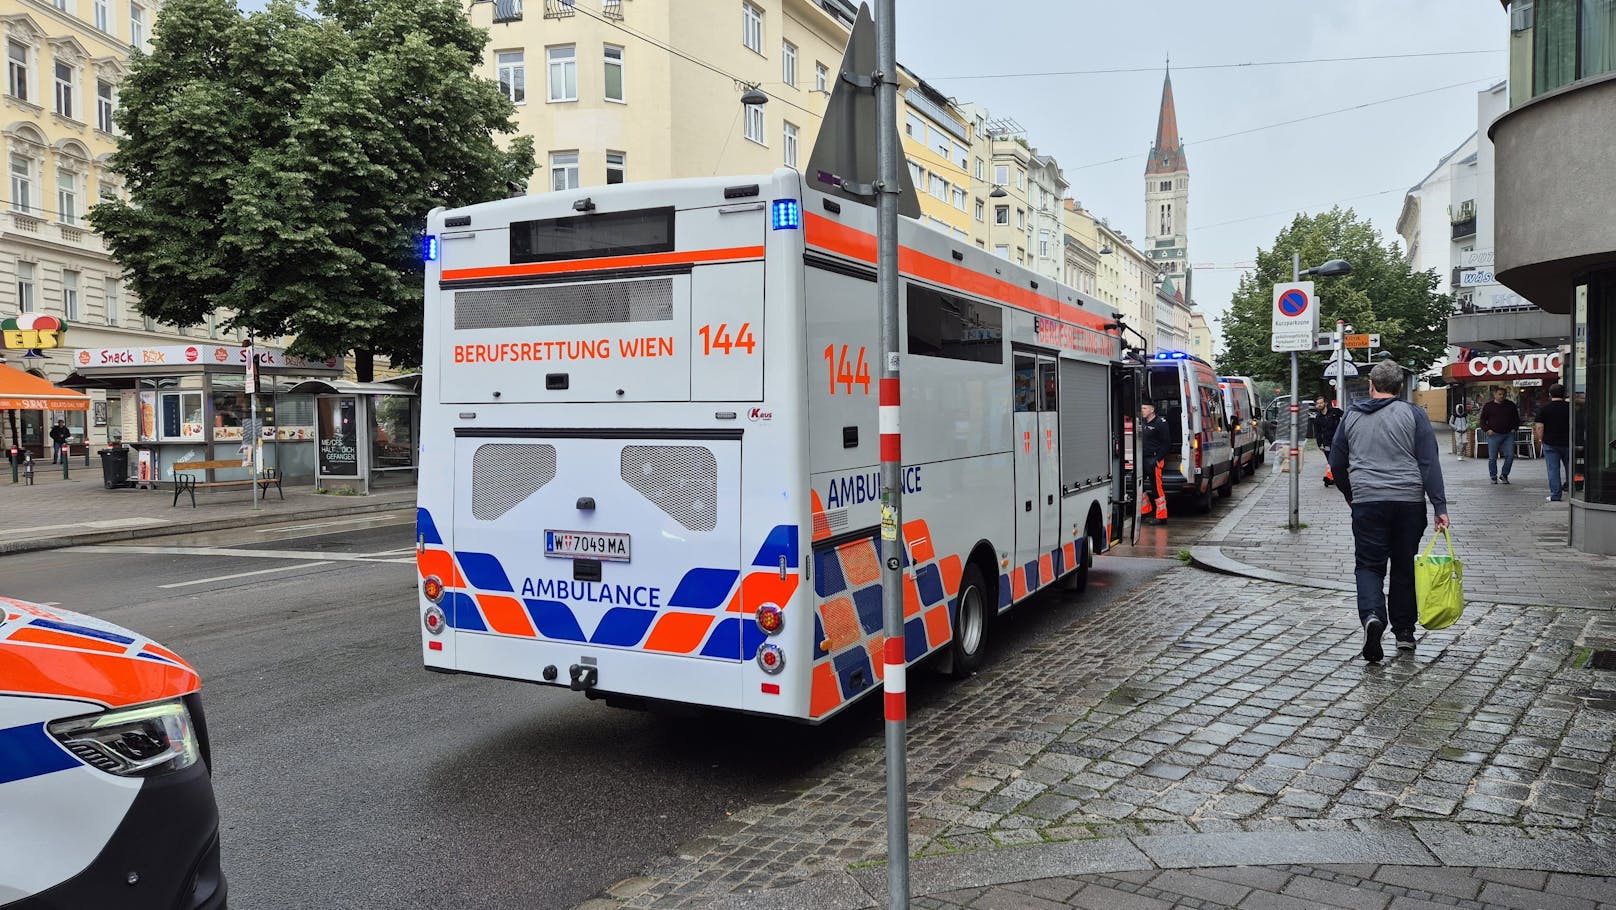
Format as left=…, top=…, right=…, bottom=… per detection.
left=0, top=597, right=226, bottom=910
left=1262, top=395, right=1317, bottom=443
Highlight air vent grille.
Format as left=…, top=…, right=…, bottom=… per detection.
left=621, top=446, right=718, bottom=532
left=471, top=444, right=557, bottom=520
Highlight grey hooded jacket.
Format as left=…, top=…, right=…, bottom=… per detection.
left=1327, top=397, right=1447, bottom=514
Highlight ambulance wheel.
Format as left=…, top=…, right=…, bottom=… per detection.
left=1061, top=535, right=1093, bottom=594
left=948, top=564, right=990, bottom=679
left=1196, top=485, right=1214, bottom=513
left=1217, top=476, right=1233, bottom=499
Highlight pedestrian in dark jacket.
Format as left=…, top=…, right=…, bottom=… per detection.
left=1139, top=403, right=1171, bottom=525
left=48, top=420, right=70, bottom=464
left=1313, top=397, right=1343, bottom=454
left=1329, top=361, right=1449, bottom=662
left=1534, top=384, right=1571, bottom=501
left=1478, top=387, right=1521, bottom=484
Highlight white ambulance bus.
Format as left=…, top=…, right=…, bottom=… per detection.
left=415, top=168, right=1134, bottom=722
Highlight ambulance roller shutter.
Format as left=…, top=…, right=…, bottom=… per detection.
left=471, top=444, right=557, bottom=520
left=1059, top=360, right=1111, bottom=491
left=454, top=277, right=673, bottom=330
left=621, top=446, right=718, bottom=532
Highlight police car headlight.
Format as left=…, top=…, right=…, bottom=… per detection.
left=47, top=699, right=201, bottom=777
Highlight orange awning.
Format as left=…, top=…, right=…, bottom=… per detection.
left=0, top=362, right=90, bottom=411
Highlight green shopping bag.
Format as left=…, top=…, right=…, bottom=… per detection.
left=1415, top=528, right=1465, bottom=630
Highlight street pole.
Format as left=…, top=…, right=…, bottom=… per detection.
left=1335, top=319, right=1346, bottom=410
left=1288, top=253, right=1300, bottom=530
left=874, top=0, right=909, bottom=906
left=246, top=339, right=260, bottom=512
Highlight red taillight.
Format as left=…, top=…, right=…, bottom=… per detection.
left=1192, top=435, right=1203, bottom=470
left=755, top=603, right=784, bottom=635
left=756, top=643, right=785, bottom=674
left=423, top=604, right=446, bottom=635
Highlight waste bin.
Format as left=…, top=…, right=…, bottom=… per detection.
left=98, top=446, right=131, bottom=489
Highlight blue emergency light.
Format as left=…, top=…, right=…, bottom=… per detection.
left=423, top=235, right=439, bottom=261
left=771, top=199, right=802, bottom=230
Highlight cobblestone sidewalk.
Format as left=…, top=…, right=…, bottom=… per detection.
left=581, top=566, right=1616, bottom=910
left=1204, top=441, right=1616, bottom=608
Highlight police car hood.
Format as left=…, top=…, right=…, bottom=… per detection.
left=0, top=596, right=199, bottom=722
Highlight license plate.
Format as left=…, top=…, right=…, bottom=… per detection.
left=544, top=530, right=631, bottom=562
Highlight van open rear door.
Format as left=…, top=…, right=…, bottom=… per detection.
left=1111, top=361, right=1143, bottom=546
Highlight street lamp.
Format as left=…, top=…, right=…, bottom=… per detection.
left=1286, top=255, right=1354, bottom=531
left=739, top=84, right=769, bottom=106
left=987, top=185, right=1008, bottom=257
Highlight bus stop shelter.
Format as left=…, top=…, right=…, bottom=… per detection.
left=285, top=376, right=419, bottom=494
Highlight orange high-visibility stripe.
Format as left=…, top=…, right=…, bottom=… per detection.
left=726, top=571, right=800, bottom=613
left=441, top=245, right=765, bottom=283
left=643, top=612, right=715, bottom=654
left=805, top=213, right=1111, bottom=333
left=476, top=595, right=537, bottom=637
left=0, top=642, right=198, bottom=709
left=8, top=626, right=130, bottom=655
left=809, top=662, right=841, bottom=717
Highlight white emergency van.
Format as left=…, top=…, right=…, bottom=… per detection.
left=1219, top=375, right=1263, bottom=476
left=1145, top=352, right=1234, bottom=511
left=415, top=169, right=1136, bottom=722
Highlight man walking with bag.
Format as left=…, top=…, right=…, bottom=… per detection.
left=1328, top=361, right=1449, bottom=662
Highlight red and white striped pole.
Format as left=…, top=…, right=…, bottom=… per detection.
left=875, top=0, right=910, bottom=902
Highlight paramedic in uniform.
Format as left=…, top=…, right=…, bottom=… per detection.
left=1140, top=403, right=1170, bottom=525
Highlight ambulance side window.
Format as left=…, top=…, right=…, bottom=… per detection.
left=1013, top=353, right=1037, bottom=412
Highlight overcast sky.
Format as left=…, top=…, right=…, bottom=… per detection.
left=896, top=0, right=1510, bottom=342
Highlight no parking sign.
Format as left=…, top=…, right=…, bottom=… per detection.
left=1271, top=281, right=1317, bottom=353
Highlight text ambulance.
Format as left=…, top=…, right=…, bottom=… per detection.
left=416, top=169, right=1136, bottom=722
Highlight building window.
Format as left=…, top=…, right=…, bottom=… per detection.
left=7, top=41, right=27, bottom=102
left=1016, top=209, right=1024, bottom=230
left=63, top=269, right=79, bottom=321
left=782, top=121, right=798, bottom=167
left=130, top=3, right=145, bottom=49
left=743, top=102, right=764, bottom=144
left=95, top=79, right=114, bottom=131
left=10, top=155, right=33, bottom=214
left=993, top=244, right=1008, bottom=259
left=549, top=150, right=579, bottom=190
left=904, top=111, right=922, bottom=137
left=98, top=180, right=116, bottom=203
left=1159, top=203, right=1172, bottom=235
left=603, top=45, right=624, bottom=102
left=1159, top=180, right=1171, bottom=192
left=1038, top=232, right=1050, bottom=259
left=16, top=261, right=34, bottom=311
left=605, top=150, right=625, bottom=184
left=952, top=186, right=967, bottom=211
left=546, top=45, right=576, bottom=102
left=496, top=50, right=525, bottom=103
left=815, top=62, right=828, bottom=93
left=54, top=61, right=74, bottom=119
left=1015, top=169, right=1024, bottom=190
left=928, top=173, right=947, bottom=201
left=93, top=0, right=109, bottom=32
left=974, top=199, right=984, bottom=221
left=742, top=2, right=763, bottom=54
left=974, top=157, right=985, bottom=180
left=906, top=159, right=921, bottom=186
left=104, top=277, right=118, bottom=325
left=994, top=164, right=1008, bottom=186
left=57, top=169, right=77, bottom=224
left=781, top=40, right=796, bottom=87
left=994, top=205, right=1008, bottom=225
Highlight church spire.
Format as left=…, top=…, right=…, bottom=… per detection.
left=1146, top=65, right=1186, bottom=176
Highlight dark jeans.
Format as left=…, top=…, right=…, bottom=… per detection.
left=1485, top=431, right=1515, bottom=480
left=1350, top=500, right=1428, bottom=638
left=1545, top=444, right=1570, bottom=499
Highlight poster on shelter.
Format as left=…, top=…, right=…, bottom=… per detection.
left=317, top=396, right=359, bottom=476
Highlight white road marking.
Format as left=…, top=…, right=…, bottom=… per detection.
left=71, top=544, right=415, bottom=564
left=159, top=561, right=336, bottom=589
left=6, top=517, right=169, bottom=535
left=255, top=515, right=406, bottom=535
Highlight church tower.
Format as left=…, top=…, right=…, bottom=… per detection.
left=1144, top=65, right=1189, bottom=282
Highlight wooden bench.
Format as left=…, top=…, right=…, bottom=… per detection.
left=171, top=460, right=283, bottom=508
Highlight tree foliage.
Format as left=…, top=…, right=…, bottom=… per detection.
left=90, top=0, right=535, bottom=370
left=1217, top=208, right=1452, bottom=396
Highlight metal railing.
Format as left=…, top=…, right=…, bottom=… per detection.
left=494, top=0, right=523, bottom=20
left=603, top=0, right=623, bottom=20
left=1451, top=217, right=1477, bottom=240
left=541, top=0, right=573, bottom=18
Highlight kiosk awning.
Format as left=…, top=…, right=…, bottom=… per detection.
left=0, top=363, right=90, bottom=410
left=285, top=375, right=420, bottom=396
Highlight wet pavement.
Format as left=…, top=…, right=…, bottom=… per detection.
left=579, top=457, right=1616, bottom=910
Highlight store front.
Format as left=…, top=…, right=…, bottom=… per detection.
left=1571, top=272, right=1616, bottom=554
left=66, top=344, right=343, bottom=483
left=1442, top=348, right=1564, bottom=458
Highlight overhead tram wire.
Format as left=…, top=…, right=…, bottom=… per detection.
left=927, top=49, right=1506, bottom=82
left=1190, top=186, right=1408, bottom=234
left=1066, top=75, right=1502, bottom=172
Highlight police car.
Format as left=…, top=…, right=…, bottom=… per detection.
left=0, top=596, right=226, bottom=909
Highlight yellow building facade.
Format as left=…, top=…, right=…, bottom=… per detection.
left=473, top=0, right=855, bottom=191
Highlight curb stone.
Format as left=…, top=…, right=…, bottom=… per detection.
left=0, top=498, right=413, bottom=557
left=704, top=825, right=1616, bottom=909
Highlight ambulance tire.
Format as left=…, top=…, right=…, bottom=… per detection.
left=1217, top=473, right=1233, bottom=498
left=1195, top=484, right=1215, bottom=514
left=1060, top=534, right=1093, bottom=594
left=947, top=564, right=990, bottom=679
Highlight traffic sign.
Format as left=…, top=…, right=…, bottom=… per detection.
left=1343, top=333, right=1380, bottom=349
left=1271, top=281, right=1317, bottom=353
left=1323, top=360, right=1360, bottom=378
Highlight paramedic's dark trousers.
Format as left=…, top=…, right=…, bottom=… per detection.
left=1349, top=500, right=1427, bottom=639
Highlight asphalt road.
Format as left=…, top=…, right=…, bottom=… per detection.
left=3, top=515, right=1178, bottom=909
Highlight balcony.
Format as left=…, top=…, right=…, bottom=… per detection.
left=541, top=0, right=572, bottom=19
left=1448, top=199, right=1476, bottom=241
left=1451, top=217, right=1477, bottom=241
left=494, top=0, right=524, bottom=21
left=603, top=0, right=623, bottom=19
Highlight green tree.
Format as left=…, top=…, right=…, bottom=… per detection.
left=1217, top=208, right=1452, bottom=395
left=89, top=0, right=534, bottom=376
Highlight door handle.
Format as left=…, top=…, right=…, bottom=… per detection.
left=1047, top=494, right=1054, bottom=505
left=1025, top=500, right=1032, bottom=512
